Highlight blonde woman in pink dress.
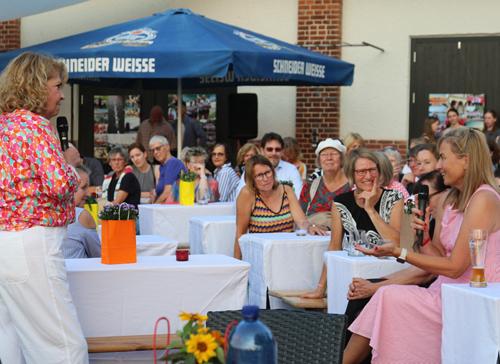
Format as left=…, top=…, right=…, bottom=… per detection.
left=344, top=128, right=500, bottom=364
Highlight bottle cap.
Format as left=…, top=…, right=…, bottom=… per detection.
left=241, top=305, right=259, bottom=319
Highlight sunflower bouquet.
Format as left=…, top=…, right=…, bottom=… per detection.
left=160, top=311, right=226, bottom=364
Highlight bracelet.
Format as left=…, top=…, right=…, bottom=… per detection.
left=422, top=237, right=431, bottom=247
left=200, top=176, right=207, bottom=179
left=318, top=283, right=324, bottom=287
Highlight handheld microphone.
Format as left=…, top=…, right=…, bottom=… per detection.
left=417, top=184, right=429, bottom=246
left=57, top=116, right=69, bottom=151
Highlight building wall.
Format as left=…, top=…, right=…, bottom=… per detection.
left=19, top=0, right=299, bottom=140
left=0, top=20, right=20, bottom=53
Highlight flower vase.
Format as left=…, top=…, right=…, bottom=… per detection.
left=84, top=203, right=99, bottom=230
left=179, top=180, right=195, bottom=205
left=101, top=220, right=137, bottom=264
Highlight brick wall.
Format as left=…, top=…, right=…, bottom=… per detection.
left=297, top=0, right=342, bottom=171
left=365, top=139, right=408, bottom=160
left=0, top=19, right=21, bottom=53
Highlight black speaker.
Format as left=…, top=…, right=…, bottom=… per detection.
left=228, top=93, right=258, bottom=139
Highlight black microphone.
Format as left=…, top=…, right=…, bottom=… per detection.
left=417, top=184, right=429, bottom=246
left=57, top=116, right=69, bottom=151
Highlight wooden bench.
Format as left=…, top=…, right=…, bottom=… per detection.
left=268, top=289, right=328, bottom=312
left=86, top=334, right=181, bottom=353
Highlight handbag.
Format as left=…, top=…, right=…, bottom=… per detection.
left=305, top=177, right=332, bottom=227
left=101, top=205, right=137, bottom=265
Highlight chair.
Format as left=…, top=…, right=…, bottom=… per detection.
left=207, top=309, right=348, bottom=364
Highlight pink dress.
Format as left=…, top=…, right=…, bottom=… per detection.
left=349, top=185, right=500, bottom=363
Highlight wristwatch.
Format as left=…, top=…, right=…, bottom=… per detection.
left=397, top=248, right=407, bottom=264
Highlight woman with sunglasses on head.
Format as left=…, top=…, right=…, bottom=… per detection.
left=301, top=148, right=404, bottom=299
left=211, top=143, right=240, bottom=202
left=234, top=155, right=327, bottom=260
left=343, top=128, right=500, bottom=364
left=283, top=137, right=308, bottom=185
left=166, top=147, right=220, bottom=203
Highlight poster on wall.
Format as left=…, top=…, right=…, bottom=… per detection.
left=93, top=95, right=139, bottom=160
left=428, top=94, right=485, bottom=135
left=168, top=93, right=217, bottom=151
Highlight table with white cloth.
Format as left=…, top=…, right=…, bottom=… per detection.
left=66, top=254, right=250, bottom=337
left=238, top=232, right=331, bottom=309
left=325, top=251, right=408, bottom=314
left=139, top=202, right=235, bottom=246
left=189, top=215, right=236, bottom=256
left=442, top=283, right=500, bottom=364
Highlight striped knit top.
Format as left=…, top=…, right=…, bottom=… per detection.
left=248, top=186, right=294, bottom=233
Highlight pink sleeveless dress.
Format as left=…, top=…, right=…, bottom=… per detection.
left=349, top=185, right=500, bottom=363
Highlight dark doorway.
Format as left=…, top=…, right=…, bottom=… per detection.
left=409, top=36, right=500, bottom=141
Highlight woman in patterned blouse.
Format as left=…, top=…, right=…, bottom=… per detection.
left=0, top=52, right=88, bottom=363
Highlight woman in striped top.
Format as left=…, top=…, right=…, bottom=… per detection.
left=234, top=155, right=327, bottom=259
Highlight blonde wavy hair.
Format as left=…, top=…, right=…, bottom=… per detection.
left=0, top=52, right=68, bottom=115
left=236, top=143, right=260, bottom=166
left=439, top=128, right=500, bottom=213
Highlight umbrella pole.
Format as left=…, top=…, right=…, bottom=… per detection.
left=177, top=78, right=183, bottom=157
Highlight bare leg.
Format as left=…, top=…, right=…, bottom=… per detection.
left=343, top=333, right=371, bottom=364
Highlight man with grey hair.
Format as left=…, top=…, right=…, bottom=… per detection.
left=150, top=135, right=187, bottom=203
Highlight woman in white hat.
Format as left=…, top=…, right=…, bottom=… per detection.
left=299, top=138, right=350, bottom=230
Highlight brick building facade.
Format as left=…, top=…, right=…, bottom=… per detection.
left=0, top=19, right=21, bottom=53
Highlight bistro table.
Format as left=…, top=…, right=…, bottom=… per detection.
left=139, top=202, right=235, bottom=247
left=66, top=255, right=250, bottom=337
left=239, top=232, right=331, bottom=309
left=325, top=251, right=408, bottom=314
left=189, top=215, right=236, bottom=256
left=442, top=283, right=500, bottom=364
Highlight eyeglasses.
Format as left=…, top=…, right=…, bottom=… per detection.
left=407, top=158, right=417, bottom=164
left=211, top=153, right=225, bottom=158
left=189, top=160, right=205, bottom=165
left=110, top=158, right=125, bottom=163
left=254, top=170, right=273, bottom=181
left=150, top=145, right=165, bottom=153
left=354, top=168, right=378, bottom=176
left=320, top=152, right=340, bottom=158
left=265, top=147, right=282, bottom=153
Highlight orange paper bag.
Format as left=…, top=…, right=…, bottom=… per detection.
left=101, top=219, right=137, bottom=264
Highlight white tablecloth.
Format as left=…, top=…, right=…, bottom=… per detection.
left=239, top=232, right=331, bottom=308
left=66, top=255, right=250, bottom=337
left=442, top=283, right=500, bottom=364
left=139, top=202, right=235, bottom=246
left=189, top=216, right=236, bottom=256
left=135, top=235, right=178, bottom=256
left=325, top=251, right=408, bottom=314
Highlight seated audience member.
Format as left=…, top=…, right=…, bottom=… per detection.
left=236, top=142, right=260, bottom=175
left=102, top=147, right=141, bottom=208
left=380, top=146, right=403, bottom=182
left=64, top=165, right=101, bottom=259
left=421, top=116, right=440, bottom=143
left=416, top=143, right=439, bottom=178
left=179, top=146, right=190, bottom=169
left=401, top=137, right=427, bottom=174
left=283, top=137, right=308, bottom=184
left=235, top=132, right=303, bottom=200
left=211, top=143, right=240, bottom=202
left=442, top=107, right=462, bottom=135
left=301, top=148, right=404, bottom=299
left=486, top=137, right=500, bottom=171
left=128, top=142, right=159, bottom=199
left=375, top=152, right=410, bottom=200
left=150, top=135, right=187, bottom=203
left=299, top=138, right=350, bottom=229
left=401, top=144, right=424, bottom=193
left=234, top=155, right=327, bottom=259
left=483, top=109, right=500, bottom=143
left=167, top=147, right=219, bottom=203
left=64, top=144, right=104, bottom=187
left=343, top=128, right=500, bottom=364
left=343, top=132, right=366, bottom=155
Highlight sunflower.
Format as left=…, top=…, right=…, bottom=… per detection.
left=179, top=311, right=209, bottom=325
left=197, top=327, right=210, bottom=334
left=186, top=333, right=218, bottom=364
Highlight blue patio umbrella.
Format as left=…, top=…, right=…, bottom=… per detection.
left=0, top=8, right=354, bottom=148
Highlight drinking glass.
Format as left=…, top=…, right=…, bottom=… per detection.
left=196, top=189, right=210, bottom=205
left=348, top=230, right=366, bottom=257
left=95, top=186, right=103, bottom=199
left=295, top=220, right=308, bottom=236
left=469, top=228, right=488, bottom=287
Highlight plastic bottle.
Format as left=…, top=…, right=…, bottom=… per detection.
left=226, top=306, right=277, bottom=364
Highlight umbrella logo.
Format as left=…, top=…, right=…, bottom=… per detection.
left=233, top=30, right=281, bottom=51
left=81, top=28, right=158, bottom=49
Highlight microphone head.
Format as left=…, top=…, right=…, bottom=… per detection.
left=418, top=184, right=429, bottom=198
left=57, top=116, right=68, bottom=132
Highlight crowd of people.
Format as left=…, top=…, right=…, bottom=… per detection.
left=2, top=51, right=500, bottom=363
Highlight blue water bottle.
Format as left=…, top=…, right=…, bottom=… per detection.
left=226, top=306, right=277, bottom=364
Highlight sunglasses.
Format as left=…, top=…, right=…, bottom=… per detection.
left=265, top=147, right=282, bottom=153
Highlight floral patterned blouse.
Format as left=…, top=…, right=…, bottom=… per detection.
left=0, top=109, right=79, bottom=231
left=299, top=177, right=350, bottom=215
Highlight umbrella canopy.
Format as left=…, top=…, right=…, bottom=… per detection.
left=0, top=8, right=354, bottom=88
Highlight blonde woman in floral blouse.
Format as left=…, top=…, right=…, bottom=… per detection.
left=0, top=52, right=88, bottom=363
